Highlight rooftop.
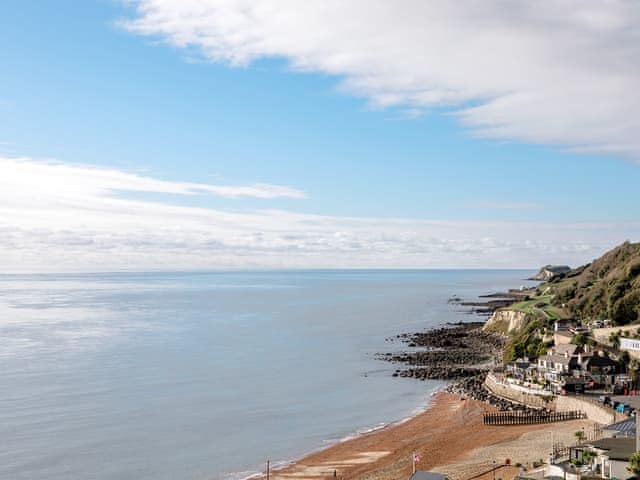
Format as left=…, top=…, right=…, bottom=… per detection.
left=555, top=344, right=578, bottom=356
left=410, top=472, right=449, bottom=480
left=588, top=437, right=636, bottom=461
left=603, top=418, right=636, bottom=436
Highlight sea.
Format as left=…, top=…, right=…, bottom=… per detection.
left=0, top=269, right=535, bottom=480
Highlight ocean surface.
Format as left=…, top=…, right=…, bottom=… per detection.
left=0, top=270, right=535, bottom=480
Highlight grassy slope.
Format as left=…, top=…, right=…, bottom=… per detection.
left=500, top=241, right=640, bottom=360
left=544, top=241, right=640, bottom=325
left=508, top=295, right=568, bottom=321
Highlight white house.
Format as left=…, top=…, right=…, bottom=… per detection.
left=620, top=337, right=640, bottom=352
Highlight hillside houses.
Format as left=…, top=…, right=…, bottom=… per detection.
left=504, top=341, right=624, bottom=394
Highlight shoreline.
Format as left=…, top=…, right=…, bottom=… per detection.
left=241, top=295, right=525, bottom=480
left=232, top=286, right=534, bottom=480
left=234, top=385, right=448, bottom=480
left=257, top=392, right=593, bottom=480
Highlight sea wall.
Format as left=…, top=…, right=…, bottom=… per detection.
left=485, top=373, right=553, bottom=409
left=555, top=396, right=616, bottom=424
left=484, top=310, right=528, bottom=334
left=484, top=374, right=619, bottom=424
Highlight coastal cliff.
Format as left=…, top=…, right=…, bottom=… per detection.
left=483, top=309, right=528, bottom=334
left=530, top=265, right=571, bottom=281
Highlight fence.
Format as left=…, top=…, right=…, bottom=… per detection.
left=483, top=410, right=586, bottom=425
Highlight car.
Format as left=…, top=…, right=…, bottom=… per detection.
left=613, top=385, right=625, bottom=395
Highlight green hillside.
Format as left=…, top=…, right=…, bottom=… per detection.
left=499, top=241, right=640, bottom=361
left=544, top=241, right=640, bottom=325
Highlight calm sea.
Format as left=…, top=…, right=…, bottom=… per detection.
left=0, top=270, right=534, bottom=480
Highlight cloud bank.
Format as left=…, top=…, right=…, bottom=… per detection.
left=1, top=156, right=638, bottom=272
left=123, top=0, right=640, bottom=157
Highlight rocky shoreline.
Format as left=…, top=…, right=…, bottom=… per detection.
left=378, top=295, right=546, bottom=414
left=448, top=291, right=530, bottom=316
left=378, top=322, right=503, bottom=380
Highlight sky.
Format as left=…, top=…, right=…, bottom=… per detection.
left=1, top=0, right=640, bottom=272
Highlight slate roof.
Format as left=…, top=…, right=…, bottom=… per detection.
left=585, top=356, right=618, bottom=368
left=555, top=344, right=578, bottom=356
left=543, top=354, right=574, bottom=366
left=603, top=419, right=636, bottom=436
left=410, top=472, right=449, bottom=480
left=588, top=437, right=636, bottom=461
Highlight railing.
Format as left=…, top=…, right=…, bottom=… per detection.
left=483, top=410, right=585, bottom=425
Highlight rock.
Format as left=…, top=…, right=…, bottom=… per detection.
left=483, top=310, right=528, bottom=333
left=530, top=265, right=571, bottom=281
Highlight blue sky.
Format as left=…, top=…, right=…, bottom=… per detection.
left=1, top=1, right=639, bottom=271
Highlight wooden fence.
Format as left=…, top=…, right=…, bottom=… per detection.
left=483, top=410, right=585, bottom=425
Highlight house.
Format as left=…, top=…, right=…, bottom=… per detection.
left=554, top=331, right=574, bottom=346
left=537, top=344, right=584, bottom=389
left=505, top=358, right=537, bottom=381
left=620, top=337, right=640, bottom=360
left=583, top=437, right=636, bottom=479
left=582, top=354, right=621, bottom=384
left=536, top=343, right=624, bottom=392
left=553, top=320, right=574, bottom=345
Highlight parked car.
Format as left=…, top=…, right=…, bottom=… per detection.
left=599, top=395, right=611, bottom=406
left=616, top=403, right=628, bottom=413
left=587, top=380, right=601, bottom=390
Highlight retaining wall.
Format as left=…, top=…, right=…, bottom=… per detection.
left=484, top=374, right=620, bottom=424
left=555, top=395, right=615, bottom=424
left=485, top=374, right=554, bottom=409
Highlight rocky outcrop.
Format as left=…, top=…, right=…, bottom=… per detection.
left=483, top=309, right=527, bottom=334
left=531, top=265, right=571, bottom=281
left=379, top=323, right=504, bottom=381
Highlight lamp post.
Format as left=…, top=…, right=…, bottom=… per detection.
left=493, top=460, right=496, bottom=480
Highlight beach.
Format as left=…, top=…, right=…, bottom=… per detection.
left=267, top=393, right=594, bottom=480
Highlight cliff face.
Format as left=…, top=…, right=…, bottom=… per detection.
left=484, top=310, right=528, bottom=334
left=531, top=265, right=571, bottom=281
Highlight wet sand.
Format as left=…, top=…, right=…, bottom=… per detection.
left=266, top=393, right=593, bottom=480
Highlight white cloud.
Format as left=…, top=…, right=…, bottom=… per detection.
left=0, top=156, right=638, bottom=272
left=0, top=157, right=306, bottom=200
left=122, top=0, right=640, bottom=158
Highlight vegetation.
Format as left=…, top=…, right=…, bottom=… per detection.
left=503, top=316, right=551, bottom=361
left=509, top=295, right=566, bottom=321
left=610, top=330, right=621, bottom=348
left=546, top=242, right=640, bottom=325
left=629, top=452, right=640, bottom=475
left=500, top=242, right=640, bottom=362
left=571, top=332, right=588, bottom=346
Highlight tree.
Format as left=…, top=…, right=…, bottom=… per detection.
left=619, top=351, right=631, bottom=371
left=628, top=452, right=640, bottom=475
left=574, top=430, right=585, bottom=444
left=572, top=333, right=587, bottom=346
left=610, top=331, right=621, bottom=349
